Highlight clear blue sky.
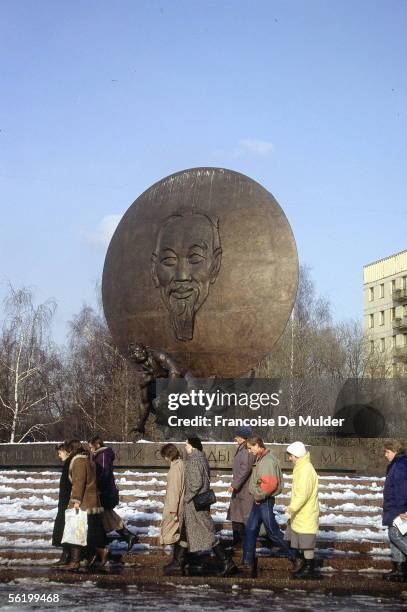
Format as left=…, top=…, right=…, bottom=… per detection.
left=1, top=1, right=406, bottom=343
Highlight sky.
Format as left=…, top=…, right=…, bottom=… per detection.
left=0, top=0, right=406, bottom=344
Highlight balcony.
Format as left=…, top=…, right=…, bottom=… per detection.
left=392, top=316, right=407, bottom=332
left=393, top=345, right=407, bottom=361
left=392, top=288, right=407, bottom=302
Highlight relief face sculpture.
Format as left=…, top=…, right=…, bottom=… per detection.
left=151, top=209, right=222, bottom=341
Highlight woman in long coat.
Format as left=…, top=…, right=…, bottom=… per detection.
left=285, top=441, right=319, bottom=580
left=183, top=436, right=237, bottom=576
left=227, top=427, right=255, bottom=547
left=52, top=442, right=72, bottom=566
left=89, top=435, right=137, bottom=550
left=159, top=443, right=186, bottom=574
left=62, top=440, right=107, bottom=571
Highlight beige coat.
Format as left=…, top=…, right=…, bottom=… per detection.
left=160, top=458, right=185, bottom=545
left=68, top=453, right=103, bottom=514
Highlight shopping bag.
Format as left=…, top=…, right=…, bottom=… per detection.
left=61, top=508, right=88, bottom=546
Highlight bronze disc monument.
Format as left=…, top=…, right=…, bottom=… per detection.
left=102, top=167, right=298, bottom=380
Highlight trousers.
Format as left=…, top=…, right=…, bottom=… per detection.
left=243, top=497, right=294, bottom=564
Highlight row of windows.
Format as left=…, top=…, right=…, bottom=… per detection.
left=368, top=305, right=407, bottom=328
left=370, top=334, right=407, bottom=352
left=368, top=276, right=407, bottom=301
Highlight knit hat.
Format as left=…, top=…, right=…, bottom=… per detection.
left=286, top=441, right=307, bottom=458
left=234, top=426, right=253, bottom=440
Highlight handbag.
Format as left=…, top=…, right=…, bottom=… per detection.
left=193, top=489, right=216, bottom=511
left=61, top=508, right=88, bottom=546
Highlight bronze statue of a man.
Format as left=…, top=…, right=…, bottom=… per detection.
left=127, top=342, right=193, bottom=434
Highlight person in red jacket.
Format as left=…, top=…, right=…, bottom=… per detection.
left=243, top=436, right=296, bottom=577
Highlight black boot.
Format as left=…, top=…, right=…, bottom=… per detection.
left=231, top=522, right=245, bottom=548
left=293, top=559, right=319, bottom=580
left=163, top=543, right=187, bottom=575
left=51, top=547, right=70, bottom=567
left=291, top=551, right=305, bottom=574
left=212, top=542, right=238, bottom=577
left=383, top=561, right=407, bottom=582
left=118, top=527, right=138, bottom=551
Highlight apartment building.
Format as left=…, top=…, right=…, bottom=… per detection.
left=363, top=249, right=407, bottom=376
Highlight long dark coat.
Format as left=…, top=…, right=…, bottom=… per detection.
left=227, top=443, right=255, bottom=524
left=93, top=446, right=119, bottom=510
left=383, top=451, right=407, bottom=526
left=52, top=456, right=72, bottom=547
left=183, top=450, right=216, bottom=553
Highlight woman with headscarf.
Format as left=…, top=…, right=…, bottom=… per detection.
left=88, top=435, right=137, bottom=550
left=159, top=443, right=187, bottom=574
left=183, top=436, right=237, bottom=576
left=285, top=441, right=319, bottom=580
left=61, top=439, right=108, bottom=571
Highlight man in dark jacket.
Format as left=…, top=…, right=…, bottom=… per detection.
left=382, top=440, right=407, bottom=582
left=227, top=426, right=255, bottom=549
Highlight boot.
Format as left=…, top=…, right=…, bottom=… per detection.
left=231, top=522, right=244, bottom=549
left=51, top=547, right=70, bottom=567
left=292, top=559, right=319, bottom=580
left=118, top=527, right=138, bottom=551
left=60, top=546, right=81, bottom=571
left=383, top=561, right=407, bottom=582
left=291, top=551, right=305, bottom=574
left=163, top=542, right=187, bottom=575
left=242, top=557, right=257, bottom=578
left=212, top=542, right=238, bottom=577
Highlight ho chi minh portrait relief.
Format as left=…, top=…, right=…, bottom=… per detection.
left=151, top=209, right=222, bottom=342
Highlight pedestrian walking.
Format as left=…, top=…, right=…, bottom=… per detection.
left=89, top=435, right=137, bottom=550
left=285, top=441, right=319, bottom=579
left=159, top=443, right=187, bottom=575
left=184, top=436, right=237, bottom=576
left=51, top=442, right=72, bottom=567
left=382, top=440, right=407, bottom=582
left=243, top=436, right=296, bottom=577
left=61, top=439, right=108, bottom=571
left=226, top=426, right=255, bottom=549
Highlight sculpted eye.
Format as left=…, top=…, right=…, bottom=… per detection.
left=189, top=253, right=205, bottom=264
left=160, top=256, right=177, bottom=266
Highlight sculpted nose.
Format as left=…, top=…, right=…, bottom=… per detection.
left=175, top=258, right=192, bottom=281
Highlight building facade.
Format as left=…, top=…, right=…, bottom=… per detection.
left=363, top=249, right=407, bottom=377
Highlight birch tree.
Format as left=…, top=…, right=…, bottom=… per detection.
left=0, top=287, right=61, bottom=442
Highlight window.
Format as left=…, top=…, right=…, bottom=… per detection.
left=379, top=311, right=385, bottom=326
left=392, top=279, right=396, bottom=292
left=404, top=334, right=407, bottom=346
left=403, top=276, right=407, bottom=290
left=369, top=314, right=374, bottom=328
left=380, top=283, right=384, bottom=298
left=391, top=307, right=396, bottom=321
left=393, top=335, right=397, bottom=348
left=404, top=305, right=407, bottom=317
left=370, top=340, right=375, bottom=352
left=380, top=338, right=385, bottom=352
left=369, top=287, right=374, bottom=301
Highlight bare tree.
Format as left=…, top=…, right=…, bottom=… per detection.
left=0, top=286, right=61, bottom=442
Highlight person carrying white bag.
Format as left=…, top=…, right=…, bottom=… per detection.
left=60, top=440, right=108, bottom=571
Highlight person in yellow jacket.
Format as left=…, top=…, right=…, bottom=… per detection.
left=285, top=441, right=319, bottom=580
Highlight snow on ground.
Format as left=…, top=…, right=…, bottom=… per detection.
left=0, top=579, right=405, bottom=612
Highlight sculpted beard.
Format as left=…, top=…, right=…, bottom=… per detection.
left=161, top=282, right=202, bottom=341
